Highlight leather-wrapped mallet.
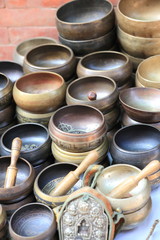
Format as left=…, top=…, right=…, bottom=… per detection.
left=4, top=137, right=22, bottom=188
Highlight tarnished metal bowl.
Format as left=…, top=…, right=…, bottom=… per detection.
left=0, top=61, right=23, bottom=83
left=13, top=37, right=57, bottom=66
left=119, top=87, right=160, bottom=123
left=77, top=51, right=132, bottom=87
left=48, top=105, right=107, bottom=153
left=0, top=73, right=13, bottom=110
left=56, top=0, right=115, bottom=40
left=116, top=0, right=160, bottom=38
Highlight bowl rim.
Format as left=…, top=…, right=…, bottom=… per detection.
left=0, top=73, right=12, bottom=93
left=56, top=0, right=114, bottom=25
left=24, top=43, right=75, bottom=70
left=112, top=124, right=160, bottom=154
left=0, top=122, right=50, bottom=154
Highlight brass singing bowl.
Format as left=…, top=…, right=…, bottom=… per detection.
left=77, top=51, right=133, bottom=87
left=0, top=61, right=23, bottom=83
left=13, top=72, right=66, bottom=113
left=23, top=44, right=76, bottom=81
left=110, top=124, right=160, bottom=169
left=119, top=87, right=160, bottom=123
left=137, top=55, right=160, bottom=89
left=66, top=76, right=118, bottom=112
left=0, top=73, right=13, bottom=110
left=56, top=0, right=115, bottom=40
left=103, top=107, right=120, bottom=131
left=0, top=103, right=15, bottom=128
left=13, top=37, right=57, bottom=66
left=9, top=203, right=56, bottom=240
left=34, top=162, right=83, bottom=207
left=116, top=0, right=160, bottom=38
left=48, top=105, right=107, bottom=153
left=135, top=74, right=145, bottom=88
left=117, top=26, right=160, bottom=58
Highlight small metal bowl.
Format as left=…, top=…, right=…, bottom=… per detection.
left=119, top=87, right=160, bottom=123
left=0, top=73, right=13, bottom=110
left=0, top=61, right=23, bottom=83
left=9, top=202, right=57, bottom=240
left=0, top=123, right=51, bottom=166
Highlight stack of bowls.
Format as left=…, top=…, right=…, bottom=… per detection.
left=13, top=72, right=66, bottom=126
left=48, top=105, right=108, bottom=165
left=136, top=55, right=160, bottom=88
left=116, top=0, right=160, bottom=71
left=0, top=73, right=16, bottom=136
left=56, top=0, right=116, bottom=57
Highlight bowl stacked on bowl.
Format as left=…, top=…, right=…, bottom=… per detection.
left=56, top=0, right=116, bottom=57
left=116, top=0, right=160, bottom=71
left=48, top=105, right=108, bottom=165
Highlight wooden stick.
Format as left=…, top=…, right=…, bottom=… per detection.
left=4, top=137, right=22, bottom=188
left=146, top=219, right=159, bottom=240
left=108, top=160, right=160, bottom=199
left=49, top=150, right=99, bottom=197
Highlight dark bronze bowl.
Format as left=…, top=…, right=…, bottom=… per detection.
left=77, top=51, right=132, bottom=87
left=0, top=61, right=23, bottom=83
left=23, top=44, right=76, bottom=81
left=0, top=156, right=35, bottom=203
left=9, top=203, right=56, bottom=240
left=110, top=124, right=160, bottom=169
left=56, top=0, right=115, bottom=40
left=0, top=123, right=51, bottom=166
left=119, top=87, right=160, bottom=123
left=0, top=73, right=13, bottom=110
left=0, top=103, right=15, bottom=128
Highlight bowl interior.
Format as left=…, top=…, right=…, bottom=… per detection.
left=26, top=45, right=72, bottom=68
left=68, top=76, right=116, bottom=100
left=57, top=0, right=112, bottom=23
left=0, top=62, right=23, bottom=83
left=119, top=0, right=160, bottom=21
left=16, top=73, right=63, bottom=94
left=0, top=74, right=8, bottom=90
left=2, top=124, right=48, bottom=152
left=0, top=157, right=30, bottom=187
left=11, top=204, right=53, bottom=237
left=53, top=105, right=104, bottom=134
left=81, top=52, right=127, bottom=71
left=120, top=88, right=160, bottom=112
left=114, top=125, right=160, bottom=152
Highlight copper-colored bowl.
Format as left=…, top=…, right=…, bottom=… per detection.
left=137, top=55, right=160, bottom=89
left=59, top=27, right=116, bottom=56
left=48, top=105, right=107, bottom=152
left=13, top=72, right=66, bottom=113
left=119, top=87, right=160, bottom=123
left=117, top=26, right=160, bottom=58
left=116, top=0, right=160, bottom=38
left=0, top=103, right=15, bottom=128
left=23, top=44, right=76, bottom=81
left=0, top=73, right=13, bottom=110
left=9, top=203, right=56, bottom=240
left=0, top=61, right=23, bottom=83
left=13, top=37, right=57, bottom=66
left=110, top=124, right=160, bottom=169
left=66, top=76, right=118, bottom=112
left=77, top=51, right=132, bottom=87
left=56, top=0, right=115, bottom=40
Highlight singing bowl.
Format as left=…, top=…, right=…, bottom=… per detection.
left=119, top=87, right=160, bottom=123
left=66, top=76, right=118, bottom=112
left=13, top=72, right=66, bottom=113
left=23, top=44, right=76, bottom=81
left=13, top=37, right=57, bottom=66
left=51, top=137, right=109, bottom=165
left=77, top=51, right=132, bottom=87
left=0, top=123, right=51, bottom=166
left=0, top=73, right=13, bottom=110
left=135, top=75, right=145, bottom=88
left=121, top=112, right=160, bottom=131
left=116, top=0, right=160, bottom=38
left=0, top=156, right=35, bottom=203
left=103, top=107, right=120, bottom=131
left=0, top=118, right=17, bottom=137
left=48, top=105, right=106, bottom=153
left=117, top=26, right=160, bottom=58
left=9, top=203, right=56, bottom=240
left=110, top=124, right=160, bottom=169
left=0, top=61, right=23, bottom=83
left=56, top=0, right=115, bottom=40
left=59, top=27, right=116, bottom=56
left=34, top=162, right=83, bottom=207
left=0, top=103, right=15, bottom=128
left=137, top=55, right=160, bottom=89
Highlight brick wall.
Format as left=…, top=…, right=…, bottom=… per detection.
left=0, top=0, right=118, bottom=60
